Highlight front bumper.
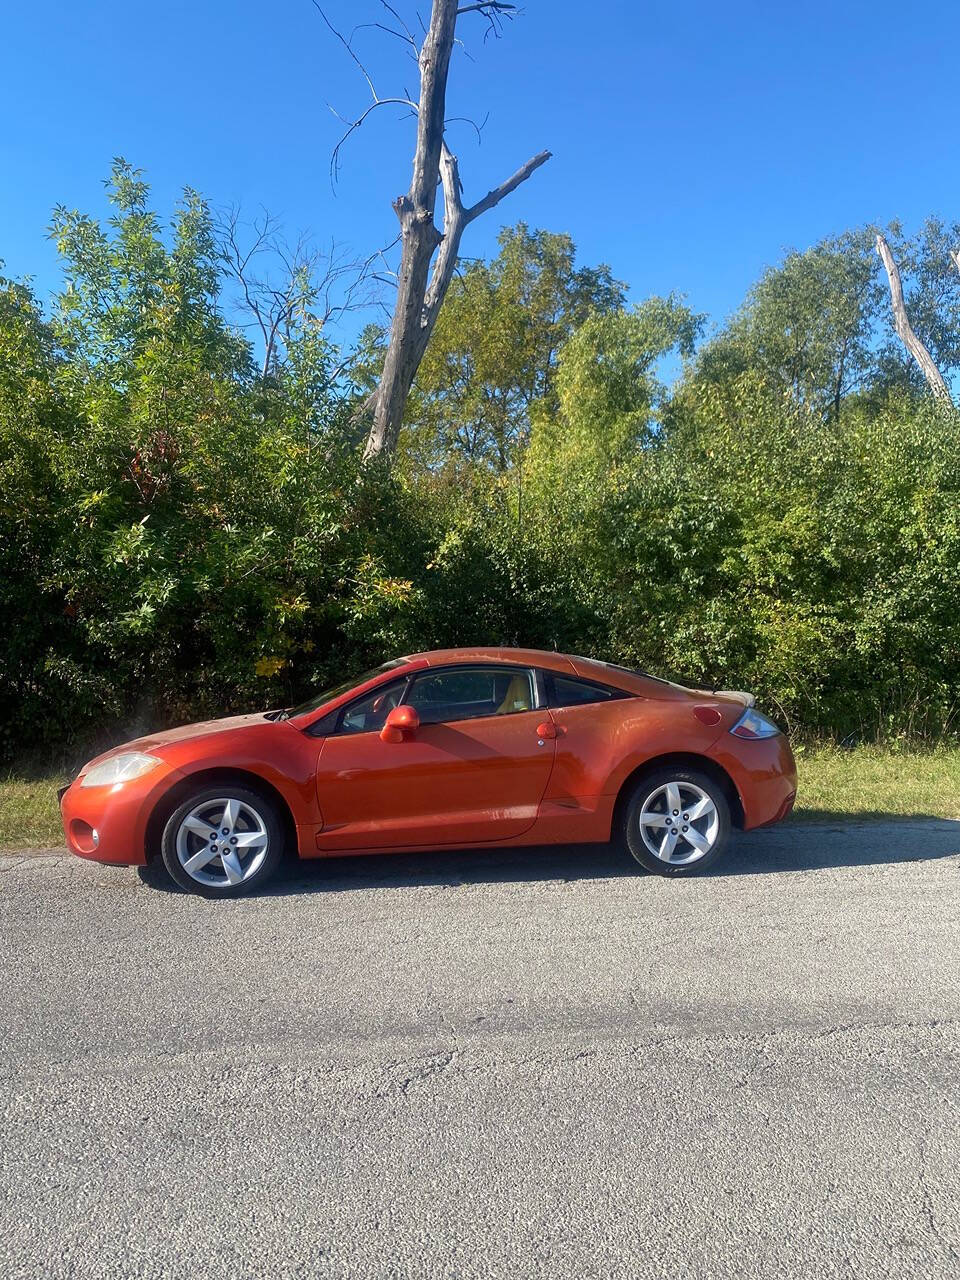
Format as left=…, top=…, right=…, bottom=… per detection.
left=60, top=765, right=185, bottom=865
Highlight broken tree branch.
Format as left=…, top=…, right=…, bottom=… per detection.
left=463, top=149, right=552, bottom=225
left=876, top=233, right=953, bottom=404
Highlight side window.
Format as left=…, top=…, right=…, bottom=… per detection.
left=406, top=667, right=535, bottom=725
left=550, top=674, right=623, bottom=708
left=337, top=679, right=407, bottom=735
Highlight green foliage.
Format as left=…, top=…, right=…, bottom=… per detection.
left=694, top=230, right=883, bottom=419
left=531, top=296, right=702, bottom=474
left=2, top=170, right=959, bottom=762
left=401, top=224, right=625, bottom=475
left=0, top=165, right=428, bottom=760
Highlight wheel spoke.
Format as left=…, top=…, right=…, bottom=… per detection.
left=182, top=814, right=214, bottom=838
left=183, top=846, right=220, bottom=875
left=658, top=830, right=678, bottom=861
left=665, top=782, right=682, bottom=815
left=232, top=830, right=267, bottom=850
left=640, top=812, right=670, bottom=828
left=221, top=850, right=245, bottom=884
left=685, top=796, right=715, bottom=822
left=683, top=825, right=711, bottom=853
left=221, top=798, right=239, bottom=833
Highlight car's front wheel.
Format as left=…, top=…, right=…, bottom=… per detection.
left=620, top=768, right=731, bottom=876
left=160, top=785, right=285, bottom=897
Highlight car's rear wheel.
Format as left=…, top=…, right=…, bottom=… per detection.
left=620, top=768, right=731, bottom=876
left=160, top=785, right=285, bottom=897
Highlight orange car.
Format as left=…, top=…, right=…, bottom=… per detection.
left=59, top=647, right=797, bottom=896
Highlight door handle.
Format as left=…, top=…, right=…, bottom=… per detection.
left=536, top=722, right=558, bottom=740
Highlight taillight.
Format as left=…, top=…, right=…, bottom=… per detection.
left=730, top=707, right=780, bottom=739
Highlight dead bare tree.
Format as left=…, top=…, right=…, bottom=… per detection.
left=875, top=233, right=953, bottom=404
left=317, top=0, right=551, bottom=464
left=219, top=207, right=377, bottom=379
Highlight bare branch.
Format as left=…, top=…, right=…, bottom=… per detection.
left=456, top=1, right=516, bottom=11
left=444, top=110, right=490, bottom=144
left=351, top=20, right=420, bottom=63
left=329, top=97, right=419, bottom=184
left=457, top=1, right=517, bottom=39
left=311, top=1, right=379, bottom=100
left=218, top=206, right=383, bottom=378
left=313, top=1, right=422, bottom=186
left=951, top=247, right=960, bottom=280
left=876, top=233, right=953, bottom=404
left=378, top=1, right=420, bottom=52
left=464, top=149, right=552, bottom=224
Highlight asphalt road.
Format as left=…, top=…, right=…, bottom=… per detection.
left=2, top=820, right=960, bottom=1279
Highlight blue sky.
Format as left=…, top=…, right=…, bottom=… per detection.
left=3, top=0, right=957, bottom=340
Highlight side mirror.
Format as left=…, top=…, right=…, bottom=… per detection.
left=380, top=704, right=420, bottom=743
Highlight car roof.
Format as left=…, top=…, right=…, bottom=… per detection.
left=402, top=646, right=574, bottom=674
left=289, top=647, right=692, bottom=728
left=401, top=647, right=651, bottom=693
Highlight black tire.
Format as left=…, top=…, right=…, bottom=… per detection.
left=619, top=767, right=731, bottom=877
left=159, top=784, right=286, bottom=898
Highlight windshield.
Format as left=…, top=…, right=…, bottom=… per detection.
left=280, top=659, right=410, bottom=719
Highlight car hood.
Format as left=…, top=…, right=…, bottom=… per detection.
left=81, top=713, right=270, bottom=772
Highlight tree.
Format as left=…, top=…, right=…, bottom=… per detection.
left=528, top=297, right=702, bottom=481
left=318, top=0, right=551, bottom=465
left=402, top=225, right=625, bottom=473
left=694, top=231, right=882, bottom=420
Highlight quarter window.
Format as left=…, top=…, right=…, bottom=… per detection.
left=549, top=674, right=625, bottom=707
left=405, top=667, right=535, bottom=725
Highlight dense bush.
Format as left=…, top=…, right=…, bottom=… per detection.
left=2, top=166, right=959, bottom=762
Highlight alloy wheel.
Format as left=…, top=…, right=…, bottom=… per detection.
left=638, top=780, right=720, bottom=866
left=174, top=796, right=270, bottom=888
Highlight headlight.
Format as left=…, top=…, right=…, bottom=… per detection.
left=80, top=752, right=163, bottom=787
left=729, top=708, right=780, bottom=739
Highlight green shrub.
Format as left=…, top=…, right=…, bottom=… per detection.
left=3, top=175, right=959, bottom=761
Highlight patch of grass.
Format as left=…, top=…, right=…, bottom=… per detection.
left=793, top=745, right=960, bottom=821
left=0, top=746, right=958, bottom=851
left=0, top=774, right=66, bottom=849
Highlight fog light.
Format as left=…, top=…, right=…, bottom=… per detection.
left=68, top=820, right=99, bottom=854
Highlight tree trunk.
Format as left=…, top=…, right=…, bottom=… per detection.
left=876, top=233, right=953, bottom=404
left=360, top=0, right=550, bottom=464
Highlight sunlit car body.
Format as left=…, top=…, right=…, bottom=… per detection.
left=60, top=647, right=797, bottom=895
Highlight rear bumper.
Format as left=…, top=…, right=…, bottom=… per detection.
left=711, top=733, right=798, bottom=831
left=60, top=766, right=185, bottom=865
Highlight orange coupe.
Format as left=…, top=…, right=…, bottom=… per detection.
left=59, top=647, right=797, bottom=896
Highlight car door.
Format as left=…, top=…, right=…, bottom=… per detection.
left=313, top=664, right=556, bottom=851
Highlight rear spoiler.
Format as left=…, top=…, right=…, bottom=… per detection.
left=713, top=690, right=756, bottom=707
